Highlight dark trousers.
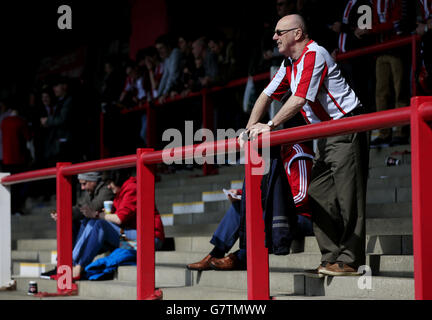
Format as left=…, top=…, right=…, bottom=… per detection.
left=308, top=131, right=368, bottom=268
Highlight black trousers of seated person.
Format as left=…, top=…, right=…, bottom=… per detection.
left=308, top=131, right=368, bottom=269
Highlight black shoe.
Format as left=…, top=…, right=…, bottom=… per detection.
left=389, top=136, right=409, bottom=147
left=40, top=267, right=57, bottom=280
left=370, top=137, right=391, bottom=148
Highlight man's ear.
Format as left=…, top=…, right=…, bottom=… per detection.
left=295, top=29, right=303, bottom=41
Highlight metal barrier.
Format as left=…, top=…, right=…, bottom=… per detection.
left=1, top=97, right=432, bottom=299
left=1, top=34, right=429, bottom=300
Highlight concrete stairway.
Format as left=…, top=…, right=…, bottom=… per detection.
left=4, top=144, right=414, bottom=300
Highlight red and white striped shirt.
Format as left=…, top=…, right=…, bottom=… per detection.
left=263, top=40, right=361, bottom=124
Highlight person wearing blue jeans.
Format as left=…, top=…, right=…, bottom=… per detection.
left=72, top=218, right=163, bottom=271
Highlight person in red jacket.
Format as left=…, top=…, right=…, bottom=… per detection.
left=1, top=106, right=31, bottom=215
left=70, top=169, right=165, bottom=279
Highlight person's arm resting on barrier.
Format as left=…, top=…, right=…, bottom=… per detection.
left=248, top=94, right=306, bottom=140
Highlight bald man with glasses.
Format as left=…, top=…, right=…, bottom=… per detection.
left=240, top=14, right=368, bottom=277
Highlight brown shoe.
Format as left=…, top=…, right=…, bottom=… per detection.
left=319, top=262, right=360, bottom=276
left=210, top=253, right=246, bottom=271
left=304, top=261, right=329, bottom=278
left=187, top=254, right=215, bottom=271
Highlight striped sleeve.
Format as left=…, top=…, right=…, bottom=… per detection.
left=294, top=51, right=327, bottom=102
left=263, top=61, right=291, bottom=101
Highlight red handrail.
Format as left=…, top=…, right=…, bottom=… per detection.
left=2, top=100, right=432, bottom=300
left=336, top=34, right=420, bottom=61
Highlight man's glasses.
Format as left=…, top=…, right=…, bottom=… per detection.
left=275, top=28, right=298, bottom=36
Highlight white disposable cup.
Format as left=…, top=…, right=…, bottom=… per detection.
left=104, top=201, right=113, bottom=214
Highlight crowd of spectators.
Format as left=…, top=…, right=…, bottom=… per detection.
left=0, top=1, right=431, bottom=203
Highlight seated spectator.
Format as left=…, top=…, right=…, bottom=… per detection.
left=155, top=34, right=182, bottom=104
left=68, top=169, right=165, bottom=279
left=40, top=171, right=115, bottom=279
left=187, top=143, right=314, bottom=270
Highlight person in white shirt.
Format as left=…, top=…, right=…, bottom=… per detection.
left=240, top=14, right=368, bottom=277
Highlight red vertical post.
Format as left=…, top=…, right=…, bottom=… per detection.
left=411, top=35, right=418, bottom=97
left=136, top=148, right=161, bottom=300
left=245, top=141, right=269, bottom=300
left=202, top=90, right=218, bottom=176
left=411, top=96, right=432, bottom=300
left=56, top=162, right=73, bottom=293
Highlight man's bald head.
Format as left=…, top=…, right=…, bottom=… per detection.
left=273, top=14, right=310, bottom=59
left=278, top=14, right=308, bottom=36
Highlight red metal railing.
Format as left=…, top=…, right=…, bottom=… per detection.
left=2, top=97, right=432, bottom=300
left=1, top=34, right=429, bottom=300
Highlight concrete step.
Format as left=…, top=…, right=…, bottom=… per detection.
left=155, top=179, right=242, bottom=198
left=11, top=250, right=54, bottom=263
left=367, top=176, right=411, bottom=189
left=304, top=275, right=414, bottom=300
left=158, top=165, right=245, bottom=181
left=366, top=218, right=412, bottom=235
left=368, top=145, right=411, bottom=168
left=367, top=255, right=413, bottom=277
left=366, top=202, right=411, bottom=218
left=17, top=239, right=57, bottom=251
left=366, top=235, right=412, bottom=255
left=159, top=200, right=231, bottom=216
left=189, top=269, right=303, bottom=294
left=366, top=187, right=411, bottom=204
left=116, top=265, right=191, bottom=286
left=156, top=172, right=244, bottom=189
left=172, top=211, right=226, bottom=226
left=12, top=262, right=57, bottom=278
left=155, top=251, right=320, bottom=272
left=369, top=165, right=411, bottom=179
left=172, top=234, right=412, bottom=255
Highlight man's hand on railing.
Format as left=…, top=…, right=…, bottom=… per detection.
left=247, top=122, right=271, bottom=141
